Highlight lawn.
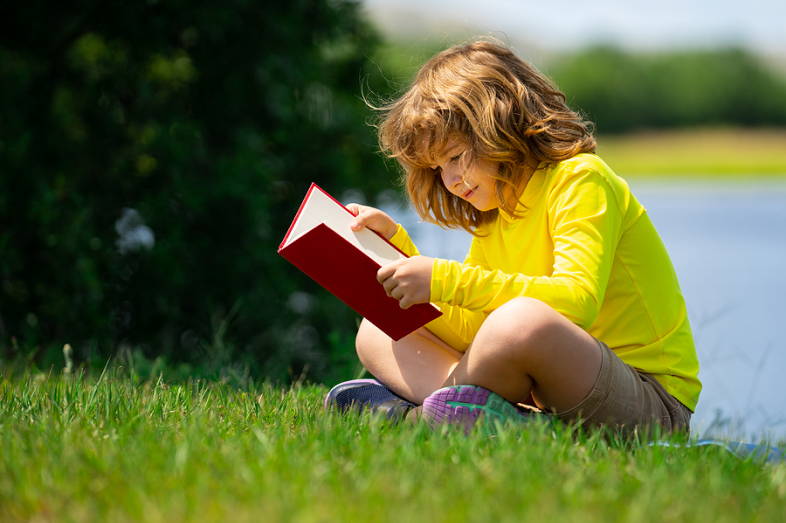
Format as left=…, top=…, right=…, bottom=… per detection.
left=2, top=369, right=785, bottom=523
left=596, top=128, right=786, bottom=176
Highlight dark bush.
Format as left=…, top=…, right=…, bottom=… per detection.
left=0, top=0, right=391, bottom=382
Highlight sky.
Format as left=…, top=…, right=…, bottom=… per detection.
left=363, top=0, right=786, bottom=56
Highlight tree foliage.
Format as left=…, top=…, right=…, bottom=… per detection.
left=0, top=0, right=392, bottom=381
left=549, top=47, right=786, bottom=133
left=4, top=8, right=785, bottom=384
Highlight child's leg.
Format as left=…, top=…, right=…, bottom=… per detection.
left=357, top=296, right=687, bottom=432
left=445, top=296, right=602, bottom=414
left=356, top=318, right=463, bottom=404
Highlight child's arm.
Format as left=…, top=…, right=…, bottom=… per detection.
left=345, top=203, right=433, bottom=308
left=430, top=166, right=625, bottom=330
left=347, top=202, right=489, bottom=348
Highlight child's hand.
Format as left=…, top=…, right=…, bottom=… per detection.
left=346, top=204, right=398, bottom=240
left=377, top=256, right=434, bottom=309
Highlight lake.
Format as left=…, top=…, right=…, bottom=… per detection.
left=373, top=177, right=786, bottom=442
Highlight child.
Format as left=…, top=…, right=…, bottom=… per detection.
left=325, top=39, right=701, bottom=435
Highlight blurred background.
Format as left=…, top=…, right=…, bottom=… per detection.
left=1, top=0, right=784, bottom=440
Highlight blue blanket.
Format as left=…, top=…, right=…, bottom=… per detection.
left=652, top=439, right=784, bottom=464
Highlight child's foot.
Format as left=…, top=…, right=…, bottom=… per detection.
left=324, top=379, right=415, bottom=422
left=422, top=385, right=531, bottom=434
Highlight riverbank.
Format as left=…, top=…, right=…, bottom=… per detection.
left=597, top=128, right=786, bottom=176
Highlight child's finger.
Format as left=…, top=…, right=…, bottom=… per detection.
left=376, top=262, right=396, bottom=284
left=348, top=206, right=396, bottom=239
left=349, top=206, right=372, bottom=230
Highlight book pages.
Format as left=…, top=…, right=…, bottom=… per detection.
left=285, top=187, right=405, bottom=268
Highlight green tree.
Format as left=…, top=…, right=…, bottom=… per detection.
left=0, top=0, right=391, bottom=382
left=549, top=47, right=786, bottom=133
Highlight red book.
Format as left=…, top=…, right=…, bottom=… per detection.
left=278, top=183, right=442, bottom=341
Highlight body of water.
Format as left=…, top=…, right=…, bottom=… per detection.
left=376, top=178, right=786, bottom=442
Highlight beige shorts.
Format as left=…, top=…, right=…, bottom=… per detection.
left=554, top=339, right=692, bottom=435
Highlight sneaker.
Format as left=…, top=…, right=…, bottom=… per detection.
left=324, top=379, right=415, bottom=422
left=422, top=385, right=531, bottom=434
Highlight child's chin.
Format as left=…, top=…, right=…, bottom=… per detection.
left=472, top=202, right=497, bottom=212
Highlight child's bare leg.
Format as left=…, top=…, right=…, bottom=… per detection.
left=444, top=297, right=602, bottom=414
left=356, top=319, right=462, bottom=404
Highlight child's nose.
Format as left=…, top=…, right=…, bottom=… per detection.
left=441, top=166, right=463, bottom=189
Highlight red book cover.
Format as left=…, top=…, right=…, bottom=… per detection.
left=278, top=184, right=442, bottom=341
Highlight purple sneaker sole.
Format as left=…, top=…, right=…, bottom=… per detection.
left=422, top=385, right=529, bottom=433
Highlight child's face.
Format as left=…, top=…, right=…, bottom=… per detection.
left=430, top=138, right=500, bottom=212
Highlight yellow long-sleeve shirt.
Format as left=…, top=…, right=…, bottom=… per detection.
left=389, top=153, right=701, bottom=411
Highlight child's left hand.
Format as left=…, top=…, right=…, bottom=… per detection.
left=377, top=256, right=434, bottom=309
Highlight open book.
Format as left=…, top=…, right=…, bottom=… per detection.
left=278, top=184, right=442, bottom=341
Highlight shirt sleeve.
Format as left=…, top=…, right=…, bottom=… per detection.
left=387, top=223, right=486, bottom=351
left=388, top=224, right=420, bottom=257
left=430, top=167, right=625, bottom=330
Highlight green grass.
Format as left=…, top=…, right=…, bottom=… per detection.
left=597, top=128, right=786, bottom=176
left=2, top=369, right=785, bottom=523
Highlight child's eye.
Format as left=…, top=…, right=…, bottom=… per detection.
left=449, top=154, right=462, bottom=163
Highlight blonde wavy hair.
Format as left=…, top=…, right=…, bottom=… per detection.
left=374, top=39, right=597, bottom=233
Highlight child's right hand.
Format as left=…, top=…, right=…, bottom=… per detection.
left=346, top=204, right=398, bottom=240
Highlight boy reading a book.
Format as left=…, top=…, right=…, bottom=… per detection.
left=325, top=39, right=701, bottom=435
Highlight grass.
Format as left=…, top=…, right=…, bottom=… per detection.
left=596, top=128, right=786, bottom=176
left=2, top=368, right=785, bottom=523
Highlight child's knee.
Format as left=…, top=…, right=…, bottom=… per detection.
left=487, top=297, right=563, bottom=338
left=355, top=319, right=385, bottom=360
